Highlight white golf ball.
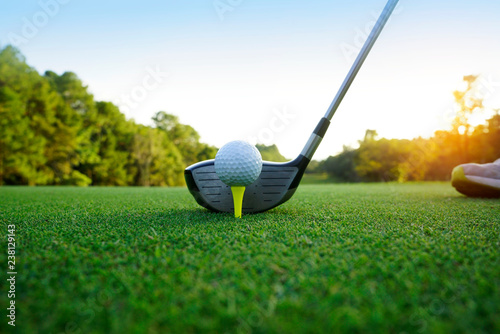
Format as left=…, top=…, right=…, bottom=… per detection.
left=215, top=141, right=263, bottom=186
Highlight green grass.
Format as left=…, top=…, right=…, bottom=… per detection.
left=1, top=183, right=499, bottom=334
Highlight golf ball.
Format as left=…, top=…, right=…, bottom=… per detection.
left=215, top=141, right=263, bottom=186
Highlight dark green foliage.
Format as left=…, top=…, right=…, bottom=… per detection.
left=2, top=45, right=498, bottom=186
left=317, top=146, right=359, bottom=182
left=256, top=144, right=288, bottom=162
left=0, top=46, right=214, bottom=186
left=0, top=46, right=51, bottom=185
left=1, top=184, right=498, bottom=333
left=153, top=111, right=217, bottom=167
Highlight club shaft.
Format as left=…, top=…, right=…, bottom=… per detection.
left=325, top=0, right=399, bottom=121
left=300, top=0, right=399, bottom=160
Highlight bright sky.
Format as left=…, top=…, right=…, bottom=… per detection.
left=1, top=0, right=499, bottom=160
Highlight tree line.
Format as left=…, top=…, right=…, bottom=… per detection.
left=0, top=46, right=218, bottom=186
left=308, top=75, right=500, bottom=182
left=0, top=46, right=292, bottom=186
left=1, top=45, right=498, bottom=186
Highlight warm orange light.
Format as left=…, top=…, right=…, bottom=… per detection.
left=458, top=125, right=466, bottom=135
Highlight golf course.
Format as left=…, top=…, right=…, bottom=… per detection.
left=2, top=0, right=500, bottom=333
left=2, top=183, right=499, bottom=333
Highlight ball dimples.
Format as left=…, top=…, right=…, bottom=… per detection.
left=215, top=141, right=263, bottom=186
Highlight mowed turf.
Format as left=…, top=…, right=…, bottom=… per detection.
left=1, top=183, right=499, bottom=334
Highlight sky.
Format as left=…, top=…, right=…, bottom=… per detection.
left=1, top=0, right=499, bottom=160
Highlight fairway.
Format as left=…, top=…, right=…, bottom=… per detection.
left=1, top=183, right=499, bottom=333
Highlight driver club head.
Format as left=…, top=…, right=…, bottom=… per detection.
left=185, top=155, right=309, bottom=213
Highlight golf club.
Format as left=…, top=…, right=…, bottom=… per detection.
left=185, top=0, right=399, bottom=213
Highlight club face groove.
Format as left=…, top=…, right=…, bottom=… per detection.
left=185, top=157, right=308, bottom=213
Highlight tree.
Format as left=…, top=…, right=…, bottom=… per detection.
left=256, top=144, right=287, bottom=162
left=397, top=138, right=438, bottom=182
left=80, top=102, right=134, bottom=185
left=0, top=46, right=52, bottom=185
left=0, top=46, right=212, bottom=186
left=9, top=45, right=497, bottom=186
left=320, top=146, right=359, bottom=182
left=0, top=85, right=47, bottom=185
left=355, top=130, right=411, bottom=182
left=44, top=71, right=95, bottom=115
left=466, top=110, right=500, bottom=164
left=132, top=126, right=184, bottom=186
left=452, top=75, right=484, bottom=162
left=132, top=126, right=158, bottom=187
left=153, top=111, right=217, bottom=166
left=486, top=110, right=500, bottom=160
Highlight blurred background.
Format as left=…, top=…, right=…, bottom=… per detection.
left=0, top=0, right=499, bottom=186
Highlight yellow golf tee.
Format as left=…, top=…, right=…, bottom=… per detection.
left=231, top=186, right=246, bottom=218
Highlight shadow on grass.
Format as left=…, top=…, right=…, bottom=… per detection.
left=445, top=194, right=500, bottom=203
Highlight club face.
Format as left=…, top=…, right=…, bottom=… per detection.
left=185, top=156, right=309, bottom=213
